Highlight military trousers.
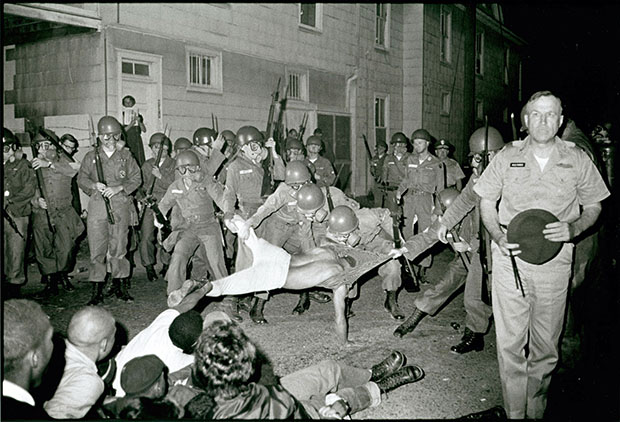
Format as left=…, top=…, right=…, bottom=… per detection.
left=166, top=227, right=227, bottom=295
left=3, top=215, right=29, bottom=285
left=414, top=251, right=492, bottom=333
left=491, top=241, right=573, bottom=419
left=138, top=207, right=171, bottom=268
left=32, top=207, right=84, bottom=276
left=86, top=196, right=133, bottom=282
left=402, top=192, right=434, bottom=267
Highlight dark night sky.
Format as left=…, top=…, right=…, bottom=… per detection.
left=502, top=3, right=620, bottom=133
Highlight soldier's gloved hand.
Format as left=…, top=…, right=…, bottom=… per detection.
left=94, top=182, right=107, bottom=192
left=265, top=138, right=276, bottom=149
left=37, top=197, right=48, bottom=210
left=389, top=247, right=407, bottom=259
left=32, top=157, right=51, bottom=170
left=151, top=167, right=162, bottom=179
left=154, top=217, right=163, bottom=229
left=102, top=185, right=123, bottom=198
left=452, top=238, right=471, bottom=253
left=437, top=224, right=448, bottom=243
left=238, top=220, right=252, bottom=242
left=212, top=134, right=225, bottom=151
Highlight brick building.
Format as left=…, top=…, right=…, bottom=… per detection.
left=3, top=3, right=525, bottom=199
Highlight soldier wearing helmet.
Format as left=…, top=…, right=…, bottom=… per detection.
left=321, top=204, right=406, bottom=320
left=434, top=139, right=465, bottom=191
left=3, top=128, right=36, bottom=298
left=121, top=95, right=147, bottom=166
left=77, top=116, right=142, bottom=305
left=396, top=128, right=444, bottom=284
left=284, top=136, right=305, bottom=163
left=370, top=139, right=388, bottom=207
left=304, top=135, right=336, bottom=188
left=137, top=132, right=175, bottom=282
left=191, top=127, right=227, bottom=177
left=381, top=132, right=410, bottom=214
left=29, top=128, right=85, bottom=298
left=157, top=149, right=229, bottom=304
left=173, top=137, right=192, bottom=156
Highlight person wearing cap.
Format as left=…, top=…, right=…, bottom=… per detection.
left=370, top=140, right=388, bottom=207
left=137, top=133, right=175, bottom=283
left=30, top=129, right=85, bottom=298
left=2, top=300, right=55, bottom=419
left=78, top=116, right=142, bottom=306
left=304, top=135, right=336, bottom=188
left=44, top=306, right=116, bottom=419
left=473, top=91, right=610, bottom=419
left=3, top=128, right=36, bottom=299
left=434, top=139, right=465, bottom=191
left=190, top=127, right=228, bottom=178
left=121, top=95, right=147, bottom=166
left=396, top=128, right=444, bottom=284
left=381, top=132, right=410, bottom=216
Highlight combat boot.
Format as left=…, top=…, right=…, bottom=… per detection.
left=237, top=295, right=253, bottom=314
left=376, top=365, right=424, bottom=393
left=60, top=272, right=75, bottom=291
left=106, top=278, right=121, bottom=298
left=384, top=290, right=405, bottom=320
left=393, top=306, right=427, bottom=338
left=417, top=266, right=430, bottom=284
left=345, top=297, right=356, bottom=318
left=457, top=405, right=506, bottom=420
left=451, top=328, right=484, bottom=354
left=34, top=273, right=59, bottom=299
left=370, top=351, right=406, bottom=382
left=292, top=292, right=311, bottom=315
left=221, top=296, right=243, bottom=323
left=250, top=297, right=268, bottom=324
left=118, top=278, right=134, bottom=302
left=145, top=265, right=158, bottom=282
left=87, top=282, right=105, bottom=305
left=160, top=264, right=169, bottom=277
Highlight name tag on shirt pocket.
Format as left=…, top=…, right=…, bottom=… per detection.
left=408, top=164, right=418, bottom=168
left=172, top=189, right=183, bottom=194
left=510, top=162, right=526, bottom=167
left=240, top=169, right=253, bottom=175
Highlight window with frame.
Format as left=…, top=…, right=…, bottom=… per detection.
left=186, top=47, right=222, bottom=93
left=441, top=92, right=451, bottom=115
left=440, top=6, right=452, bottom=63
left=122, top=60, right=150, bottom=77
left=475, top=99, right=484, bottom=121
left=475, top=32, right=484, bottom=75
left=299, top=3, right=322, bottom=31
left=375, top=95, right=388, bottom=145
left=375, top=4, right=389, bottom=48
left=286, top=69, right=308, bottom=102
left=504, top=47, right=510, bottom=85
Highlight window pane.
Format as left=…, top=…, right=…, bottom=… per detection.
left=122, top=62, right=133, bottom=74
left=375, top=128, right=386, bottom=147
left=134, top=63, right=149, bottom=76
left=206, top=58, right=211, bottom=86
left=300, top=3, right=316, bottom=27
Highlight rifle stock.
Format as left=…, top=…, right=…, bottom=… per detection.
left=89, top=116, right=116, bottom=225
left=391, top=210, right=420, bottom=292
left=478, top=116, right=491, bottom=305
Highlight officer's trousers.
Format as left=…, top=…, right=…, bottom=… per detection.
left=402, top=192, right=433, bottom=267
left=32, top=207, right=83, bottom=276
left=139, top=208, right=171, bottom=268
left=415, top=251, right=492, bottom=333
left=3, top=215, right=29, bottom=285
left=87, top=196, right=132, bottom=281
left=491, top=242, right=573, bottom=419
left=166, top=227, right=227, bottom=295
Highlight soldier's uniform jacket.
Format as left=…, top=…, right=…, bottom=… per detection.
left=78, top=147, right=142, bottom=205
left=223, top=155, right=265, bottom=219
left=247, top=182, right=299, bottom=227
left=398, top=153, right=444, bottom=197
left=355, top=207, right=395, bottom=254
left=159, top=177, right=225, bottom=234
left=4, top=157, right=36, bottom=217
left=140, top=156, right=175, bottom=200
left=370, top=154, right=387, bottom=181
left=33, top=155, right=78, bottom=213
left=474, top=137, right=610, bottom=226
left=440, top=157, right=465, bottom=189
left=305, top=155, right=336, bottom=187
left=381, top=153, right=409, bottom=188
left=191, top=147, right=226, bottom=178
left=305, top=187, right=360, bottom=247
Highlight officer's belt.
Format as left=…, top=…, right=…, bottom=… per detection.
left=404, top=189, right=432, bottom=196
left=183, top=213, right=216, bottom=223
left=380, top=185, right=399, bottom=191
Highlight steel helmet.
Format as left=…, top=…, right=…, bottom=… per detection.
left=97, top=116, right=122, bottom=136
left=306, top=135, right=322, bottom=147
left=438, top=187, right=460, bottom=211
left=296, top=183, right=326, bottom=213
left=33, top=128, right=60, bottom=144
left=468, top=126, right=505, bottom=154
left=376, top=140, right=388, bottom=150
left=174, top=137, right=193, bottom=152
left=236, top=126, right=264, bottom=147
left=220, top=130, right=236, bottom=145
left=149, top=132, right=172, bottom=150
left=327, top=205, right=359, bottom=235
left=175, top=150, right=200, bottom=168
left=390, top=132, right=408, bottom=144
left=3, top=127, right=19, bottom=148
left=285, top=161, right=311, bottom=185
left=285, top=137, right=304, bottom=151
left=411, top=128, right=432, bottom=143
left=193, top=127, right=217, bottom=147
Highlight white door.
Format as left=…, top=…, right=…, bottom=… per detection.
left=116, top=49, right=162, bottom=161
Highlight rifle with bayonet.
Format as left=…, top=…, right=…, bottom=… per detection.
left=38, top=128, right=75, bottom=163
left=391, top=208, right=420, bottom=292
left=139, top=136, right=172, bottom=241
left=211, top=113, right=219, bottom=134
left=260, top=79, right=283, bottom=197
left=88, top=116, right=115, bottom=224
left=3, top=207, right=24, bottom=239
left=478, top=116, right=492, bottom=305
left=30, top=135, right=56, bottom=233
left=298, top=112, right=308, bottom=142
